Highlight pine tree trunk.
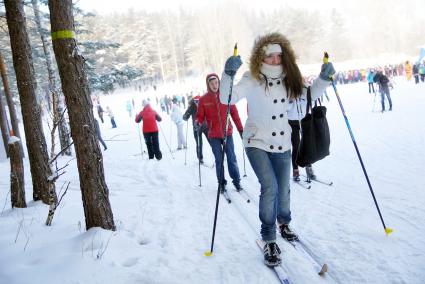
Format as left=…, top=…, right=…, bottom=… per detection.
left=4, top=0, right=55, bottom=204
left=48, top=0, right=115, bottom=231
left=31, top=0, right=72, bottom=157
left=9, top=137, right=26, bottom=208
left=164, top=15, right=180, bottom=82
left=0, top=51, right=24, bottom=157
left=154, top=31, right=166, bottom=84
left=0, top=91, right=10, bottom=157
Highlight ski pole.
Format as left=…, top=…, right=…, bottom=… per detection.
left=242, top=147, right=247, bottom=177
left=197, top=129, right=202, bottom=187
left=137, top=123, right=144, bottom=157
left=158, top=123, right=175, bottom=159
left=169, top=118, right=173, bottom=150
left=205, top=43, right=238, bottom=257
left=325, top=53, right=393, bottom=236
left=372, top=88, right=377, bottom=112
left=184, top=120, right=189, bottom=165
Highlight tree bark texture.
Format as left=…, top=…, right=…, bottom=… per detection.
left=31, top=0, right=72, bottom=157
left=0, top=51, right=24, bottom=157
left=0, top=92, right=10, bottom=157
left=4, top=0, right=55, bottom=204
left=48, top=0, right=115, bottom=231
left=9, top=137, right=26, bottom=208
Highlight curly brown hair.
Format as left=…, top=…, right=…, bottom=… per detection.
left=249, top=32, right=304, bottom=99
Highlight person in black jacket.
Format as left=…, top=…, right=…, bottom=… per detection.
left=97, top=104, right=105, bottom=123
left=373, top=71, right=393, bottom=112
left=94, top=118, right=107, bottom=151
left=183, top=95, right=209, bottom=163
left=413, top=63, right=420, bottom=84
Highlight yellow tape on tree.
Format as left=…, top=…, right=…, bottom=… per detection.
left=51, top=30, right=75, bottom=40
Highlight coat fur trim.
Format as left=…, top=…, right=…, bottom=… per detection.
left=249, top=32, right=297, bottom=82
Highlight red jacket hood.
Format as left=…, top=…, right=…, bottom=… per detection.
left=206, top=73, right=220, bottom=93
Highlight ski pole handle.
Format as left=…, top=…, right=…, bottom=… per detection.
left=323, top=52, right=329, bottom=64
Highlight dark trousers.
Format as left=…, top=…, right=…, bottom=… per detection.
left=209, top=135, right=240, bottom=186
left=289, top=120, right=312, bottom=171
left=144, top=132, right=162, bottom=160
left=194, top=128, right=209, bottom=161
left=98, top=135, right=107, bottom=150
left=380, top=86, right=392, bottom=111
left=111, top=117, right=117, bottom=128
left=368, top=82, right=375, bottom=93
left=414, top=75, right=419, bottom=84
left=289, top=120, right=300, bottom=170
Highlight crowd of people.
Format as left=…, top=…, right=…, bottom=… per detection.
left=333, top=60, right=424, bottom=85
left=125, top=32, right=336, bottom=267
left=92, top=32, right=421, bottom=268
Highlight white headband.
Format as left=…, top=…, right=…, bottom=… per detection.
left=264, top=44, right=282, bottom=56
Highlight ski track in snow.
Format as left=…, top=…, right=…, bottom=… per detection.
left=0, top=79, right=424, bottom=283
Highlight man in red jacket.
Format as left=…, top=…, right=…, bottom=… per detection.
left=196, top=73, right=244, bottom=192
left=135, top=100, right=162, bottom=160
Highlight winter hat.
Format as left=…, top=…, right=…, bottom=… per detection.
left=263, top=44, right=282, bottom=56
left=206, top=73, right=220, bottom=93
left=142, top=99, right=149, bottom=107
left=207, top=74, right=219, bottom=83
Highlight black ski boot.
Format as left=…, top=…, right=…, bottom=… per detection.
left=233, top=182, right=244, bottom=192
left=279, top=224, right=299, bottom=241
left=263, top=242, right=282, bottom=267
left=306, top=165, right=316, bottom=180
left=293, top=169, right=300, bottom=182
left=219, top=180, right=227, bottom=194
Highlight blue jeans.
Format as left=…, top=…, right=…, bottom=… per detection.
left=380, top=86, right=392, bottom=111
left=246, top=147, right=292, bottom=242
left=209, top=135, right=241, bottom=186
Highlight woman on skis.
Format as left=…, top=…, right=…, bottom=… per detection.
left=219, top=32, right=335, bottom=267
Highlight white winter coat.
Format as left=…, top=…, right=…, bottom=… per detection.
left=220, top=72, right=330, bottom=153
left=171, top=106, right=184, bottom=126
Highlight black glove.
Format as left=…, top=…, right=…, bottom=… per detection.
left=194, top=123, right=201, bottom=133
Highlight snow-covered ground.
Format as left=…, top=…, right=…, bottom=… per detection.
left=0, top=78, right=424, bottom=284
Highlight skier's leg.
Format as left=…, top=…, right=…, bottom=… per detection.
left=245, top=147, right=278, bottom=242
left=178, top=123, right=185, bottom=148
left=270, top=150, right=292, bottom=225
left=209, top=138, right=226, bottom=186
left=98, top=136, right=107, bottom=150
left=198, top=131, right=204, bottom=161
left=152, top=132, right=162, bottom=160
left=380, top=91, right=385, bottom=111
left=144, top=133, right=155, bottom=159
left=224, top=135, right=241, bottom=187
left=288, top=120, right=300, bottom=179
left=385, top=88, right=392, bottom=110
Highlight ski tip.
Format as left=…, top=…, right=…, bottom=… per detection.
left=204, top=251, right=213, bottom=257
left=319, top=263, right=328, bottom=276
left=385, top=227, right=394, bottom=236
